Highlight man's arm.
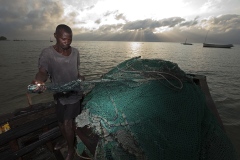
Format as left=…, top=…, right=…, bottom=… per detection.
left=30, top=68, right=48, bottom=93
left=34, top=67, right=48, bottom=83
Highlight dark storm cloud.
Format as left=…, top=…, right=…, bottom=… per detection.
left=179, top=16, right=199, bottom=27
left=122, top=17, right=185, bottom=30
left=97, top=24, right=123, bottom=33
left=0, top=0, right=65, bottom=39
left=1, top=0, right=239, bottom=44
left=170, top=14, right=240, bottom=43
left=96, top=11, right=126, bottom=25
left=74, top=29, right=157, bottom=42
left=123, top=19, right=154, bottom=30
left=200, top=14, right=240, bottom=32
left=74, top=14, right=240, bottom=44
left=0, top=0, right=28, bottom=20
left=159, top=17, right=185, bottom=27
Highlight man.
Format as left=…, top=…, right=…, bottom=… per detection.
left=32, top=24, right=85, bottom=160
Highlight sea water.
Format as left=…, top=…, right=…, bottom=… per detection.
left=0, top=40, right=240, bottom=157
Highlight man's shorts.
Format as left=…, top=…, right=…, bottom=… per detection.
left=55, top=99, right=81, bottom=123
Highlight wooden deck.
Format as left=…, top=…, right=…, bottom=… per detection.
left=0, top=102, right=62, bottom=160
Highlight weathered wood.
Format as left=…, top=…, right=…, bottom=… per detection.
left=1, top=127, right=61, bottom=160
left=0, top=102, right=55, bottom=126
left=9, top=107, right=56, bottom=128
left=9, top=139, right=22, bottom=160
left=42, top=126, right=54, bottom=152
left=0, top=113, right=57, bottom=146
left=0, top=74, right=224, bottom=159
left=0, top=102, right=61, bottom=159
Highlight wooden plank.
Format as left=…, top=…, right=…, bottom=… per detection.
left=1, top=127, right=61, bottom=160
left=9, top=107, right=56, bottom=128
left=9, top=139, right=22, bottom=160
left=42, top=126, right=54, bottom=152
left=0, top=113, right=57, bottom=146
left=0, top=102, right=55, bottom=126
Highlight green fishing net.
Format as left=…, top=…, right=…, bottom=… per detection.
left=75, top=57, right=237, bottom=160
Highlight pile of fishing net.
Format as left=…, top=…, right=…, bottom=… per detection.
left=75, top=57, right=237, bottom=160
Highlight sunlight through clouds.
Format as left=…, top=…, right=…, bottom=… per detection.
left=154, top=26, right=172, bottom=33
left=90, top=0, right=194, bottom=21
left=62, top=0, right=195, bottom=26
left=1, top=0, right=240, bottom=43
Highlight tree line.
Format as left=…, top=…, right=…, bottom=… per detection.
left=0, top=36, right=7, bottom=40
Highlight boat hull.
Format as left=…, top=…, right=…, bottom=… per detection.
left=203, top=43, right=233, bottom=48
left=182, top=42, right=193, bottom=45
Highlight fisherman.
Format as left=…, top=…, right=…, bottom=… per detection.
left=31, top=24, right=85, bottom=160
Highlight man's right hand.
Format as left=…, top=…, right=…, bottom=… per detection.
left=29, top=80, right=46, bottom=93
left=30, top=68, right=48, bottom=93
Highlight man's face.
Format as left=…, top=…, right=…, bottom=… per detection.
left=55, top=30, right=72, bottom=50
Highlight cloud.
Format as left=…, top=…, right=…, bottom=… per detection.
left=95, top=19, right=101, bottom=24
left=115, top=13, right=127, bottom=22
left=179, top=16, right=199, bottom=27
left=73, top=14, right=240, bottom=43
left=0, top=0, right=65, bottom=39
left=200, top=14, right=240, bottom=32
left=63, top=0, right=97, bottom=11
left=103, top=10, right=118, bottom=17
left=122, top=17, right=185, bottom=30
left=0, top=0, right=239, bottom=43
left=200, top=0, right=222, bottom=13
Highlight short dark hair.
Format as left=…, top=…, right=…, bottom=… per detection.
left=55, top=24, right=72, bottom=34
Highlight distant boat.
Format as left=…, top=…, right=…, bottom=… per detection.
left=181, top=38, right=192, bottom=45
left=203, top=31, right=233, bottom=48
left=50, top=37, right=53, bottom=42
left=203, top=43, right=233, bottom=48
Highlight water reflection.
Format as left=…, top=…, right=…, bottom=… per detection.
left=129, top=42, right=142, bottom=57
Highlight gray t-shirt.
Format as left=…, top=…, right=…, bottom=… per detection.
left=38, top=46, right=82, bottom=105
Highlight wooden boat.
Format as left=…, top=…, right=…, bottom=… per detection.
left=0, top=74, right=227, bottom=160
left=0, top=57, right=236, bottom=159
left=181, top=42, right=192, bottom=45
left=203, top=43, right=233, bottom=48
left=203, top=31, right=233, bottom=48
left=181, top=38, right=193, bottom=45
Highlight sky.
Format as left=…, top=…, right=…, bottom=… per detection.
left=1, top=0, right=240, bottom=43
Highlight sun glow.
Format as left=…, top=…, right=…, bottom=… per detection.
left=130, top=42, right=142, bottom=56
left=154, top=26, right=172, bottom=33
left=62, top=0, right=195, bottom=30
left=97, top=0, right=192, bottom=21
